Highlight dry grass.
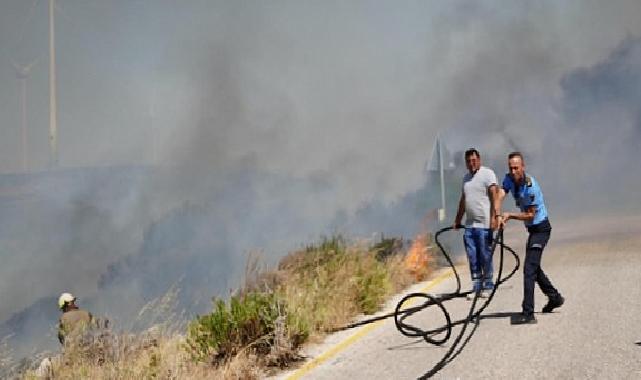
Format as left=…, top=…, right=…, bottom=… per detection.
left=275, top=236, right=421, bottom=341
left=23, top=331, right=261, bottom=380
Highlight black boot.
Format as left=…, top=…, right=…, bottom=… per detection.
left=542, top=295, right=565, bottom=313
left=511, top=313, right=537, bottom=325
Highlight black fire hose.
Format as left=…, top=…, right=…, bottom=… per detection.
left=331, top=226, right=520, bottom=379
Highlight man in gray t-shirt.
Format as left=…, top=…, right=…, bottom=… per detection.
left=454, top=149, right=498, bottom=297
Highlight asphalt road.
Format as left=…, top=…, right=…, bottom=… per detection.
left=276, top=215, right=641, bottom=380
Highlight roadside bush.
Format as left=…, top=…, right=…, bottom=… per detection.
left=277, top=235, right=409, bottom=335
left=355, top=257, right=392, bottom=314
left=279, top=235, right=347, bottom=274
left=371, top=236, right=404, bottom=261
left=186, top=292, right=280, bottom=364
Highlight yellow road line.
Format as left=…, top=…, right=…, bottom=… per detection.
left=285, top=269, right=454, bottom=380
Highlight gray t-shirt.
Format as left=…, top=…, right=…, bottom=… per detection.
left=462, top=166, right=497, bottom=228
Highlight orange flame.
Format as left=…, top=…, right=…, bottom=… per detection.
left=404, top=234, right=431, bottom=281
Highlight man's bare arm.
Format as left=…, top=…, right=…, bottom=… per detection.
left=488, top=184, right=498, bottom=230
left=494, top=187, right=506, bottom=216
left=453, top=193, right=465, bottom=228
left=495, top=188, right=507, bottom=228
left=495, top=186, right=537, bottom=224
left=503, top=205, right=536, bottom=223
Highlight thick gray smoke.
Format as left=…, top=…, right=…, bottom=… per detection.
left=543, top=36, right=641, bottom=213
left=1, top=0, right=641, bottom=362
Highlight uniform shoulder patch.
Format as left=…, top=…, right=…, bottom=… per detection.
left=526, top=176, right=532, bottom=187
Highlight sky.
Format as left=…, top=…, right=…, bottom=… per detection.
left=1, top=0, right=641, bottom=358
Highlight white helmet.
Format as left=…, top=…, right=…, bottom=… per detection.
left=58, top=293, right=75, bottom=310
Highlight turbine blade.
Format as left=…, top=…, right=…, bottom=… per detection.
left=25, top=56, right=42, bottom=71
left=55, top=2, right=72, bottom=24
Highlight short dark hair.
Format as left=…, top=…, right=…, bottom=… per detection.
left=465, top=148, right=480, bottom=159
left=508, top=151, right=524, bottom=161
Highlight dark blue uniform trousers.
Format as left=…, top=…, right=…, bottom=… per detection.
left=523, top=219, right=560, bottom=315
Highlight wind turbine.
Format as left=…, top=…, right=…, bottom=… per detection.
left=12, top=58, right=40, bottom=172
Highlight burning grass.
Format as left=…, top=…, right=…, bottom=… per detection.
left=21, top=234, right=434, bottom=379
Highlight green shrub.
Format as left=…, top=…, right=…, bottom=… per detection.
left=355, top=258, right=391, bottom=314
left=187, top=292, right=280, bottom=364
left=283, top=308, right=310, bottom=348
left=371, top=236, right=404, bottom=261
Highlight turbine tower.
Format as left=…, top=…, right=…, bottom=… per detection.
left=149, top=84, right=158, bottom=165
left=49, top=0, right=58, bottom=168
left=12, top=59, right=39, bottom=172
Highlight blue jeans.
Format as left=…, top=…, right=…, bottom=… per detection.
left=463, top=228, right=494, bottom=291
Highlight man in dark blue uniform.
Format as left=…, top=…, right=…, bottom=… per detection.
left=495, top=152, right=565, bottom=324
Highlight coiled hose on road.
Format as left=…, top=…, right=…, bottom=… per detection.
left=333, top=227, right=520, bottom=379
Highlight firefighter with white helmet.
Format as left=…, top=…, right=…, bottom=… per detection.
left=58, top=293, right=75, bottom=310
left=57, top=292, right=93, bottom=345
